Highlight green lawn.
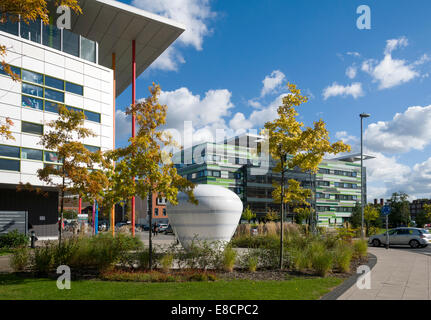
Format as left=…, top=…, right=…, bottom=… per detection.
left=0, top=249, right=12, bottom=256
left=0, top=274, right=343, bottom=300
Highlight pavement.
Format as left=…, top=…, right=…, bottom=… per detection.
left=338, top=246, right=431, bottom=300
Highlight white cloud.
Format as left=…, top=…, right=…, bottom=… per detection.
left=335, top=131, right=358, bottom=144
left=365, top=105, right=431, bottom=154
left=115, top=109, right=132, bottom=142
left=261, top=70, right=286, bottom=97
left=322, top=82, right=364, bottom=100
left=345, top=65, right=357, bottom=79
left=149, top=47, right=185, bottom=72
left=347, top=51, right=361, bottom=58
left=361, top=36, right=428, bottom=89
left=229, top=112, right=253, bottom=134
left=132, top=0, right=216, bottom=71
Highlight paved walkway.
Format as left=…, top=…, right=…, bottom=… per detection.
left=339, top=247, right=431, bottom=300
left=0, top=255, right=12, bottom=273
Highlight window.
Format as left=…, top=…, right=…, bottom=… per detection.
left=21, top=148, right=43, bottom=161
left=62, top=29, right=80, bottom=57
left=0, top=15, right=18, bottom=36
left=42, top=24, right=61, bottom=51
left=154, top=208, right=159, bottom=216
left=0, top=158, right=20, bottom=171
left=44, top=88, right=64, bottom=102
left=319, top=168, right=330, bottom=174
left=0, top=145, right=20, bottom=158
left=80, top=37, right=96, bottom=63
left=212, top=171, right=221, bottom=177
left=317, top=206, right=330, bottom=212
left=0, top=64, right=20, bottom=77
left=66, top=82, right=83, bottom=95
left=45, top=76, right=64, bottom=90
left=22, top=122, right=43, bottom=135
left=317, top=181, right=330, bottom=187
left=163, top=208, right=167, bottom=216
left=84, top=111, right=100, bottom=123
left=84, top=145, right=101, bottom=153
left=45, top=101, right=62, bottom=114
left=22, top=83, right=43, bottom=97
left=316, top=193, right=330, bottom=199
left=20, top=19, right=41, bottom=43
left=22, top=70, right=43, bottom=85
left=44, top=151, right=59, bottom=163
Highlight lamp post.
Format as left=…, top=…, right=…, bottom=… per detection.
left=360, top=113, right=370, bottom=239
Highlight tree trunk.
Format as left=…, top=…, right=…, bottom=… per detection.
left=59, top=160, right=65, bottom=245
left=280, top=163, right=284, bottom=270
left=148, top=192, right=153, bottom=271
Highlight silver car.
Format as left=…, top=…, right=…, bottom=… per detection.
left=369, top=227, right=431, bottom=248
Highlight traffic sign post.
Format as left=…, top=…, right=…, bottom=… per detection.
left=381, top=205, right=391, bottom=249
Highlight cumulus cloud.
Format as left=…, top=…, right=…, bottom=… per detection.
left=361, top=36, right=429, bottom=89
left=335, top=131, right=359, bottom=144
left=322, top=82, right=364, bottom=100
left=132, top=0, right=216, bottom=71
left=115, top=109, right=132, bottom=142
left=345, top=65, right=357, bottom=79
left=365, top=105, right=431, bottom=154
left=261, top=70, right=286, bottom=97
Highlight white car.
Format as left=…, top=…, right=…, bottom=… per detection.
left=369, top=227, right=431, bottom=248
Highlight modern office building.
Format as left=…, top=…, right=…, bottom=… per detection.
left=409, top=199, right=431, bottom=220
left=0, top=0, right=184, bottom=238
left=173, top=134, right=372, bottom=227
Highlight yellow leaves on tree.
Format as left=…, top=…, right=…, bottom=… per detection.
left=0, top=117, right=14, bottom=140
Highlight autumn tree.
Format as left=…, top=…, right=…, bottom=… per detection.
left=241, top=206, right=256, bottom=224
left=416, top=204, right=431, bottom=228
left=388, top=192, right=411, bottom=227
left=265, top=208, right=279, bottom=222
left=37, top=106, right=109, bottom=243
left=0, top=118, right=14, bottom=140
left=364, top=204, right=380, bottom=236
left=262, top=82, right=351, bottom=269
left=112, top=83, right=196, bottom=270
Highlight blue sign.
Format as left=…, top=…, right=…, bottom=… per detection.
left=381, top=205, right=391, bottom=216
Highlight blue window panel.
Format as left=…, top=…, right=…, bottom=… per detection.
left=0, top=14, right=19, bottom=36
left=44, top=101, right=62, bottom=114
left=20, top=19, right=42, bottom=43
left=0, top=145, right=20, bottom=158
left=84, top=110, right=101, bottom=123
left=45, top=76, right=64, bottom=90
left=22, top=69, right=43, bottom=85
left=21, top=148, right=43, bottom=161
left=0, top=158, right=20, bottom=172
left=80, top=37, right=96, bottom=63
left=63, top=29, right=79, bottom=57
left=42, top=24, right=61, bottom=51
left=22, top=83, right=43, bottom=97
left=44, top=151, right=60, bottom=163
left=0, top=64, right=20, bottom=77
left=44, top=88, right=64, bottom=102
left=65, top=82, right=83, bottom=95
left=22, top=95, right=43, bottom=110
left=22, top=121, right=43, bottom=135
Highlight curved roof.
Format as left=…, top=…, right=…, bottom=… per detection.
left=70, top=0, right=185, bottom=96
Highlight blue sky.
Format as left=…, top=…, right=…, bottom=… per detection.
left=114, top=0, right=431, bottom=201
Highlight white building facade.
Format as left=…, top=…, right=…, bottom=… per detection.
left=0, top=0, right=185, bottom=237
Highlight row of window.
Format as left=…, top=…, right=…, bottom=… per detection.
left=316, top=181, right=359, bottom=189
left=0, top=144, right=100, bottom=164
left=187, top=170, right=222, bottom=180
left=0, top=16, right=97, bottom=63
left=316, top=206, right=354, bottom=213
left=154, top=208, right=167, bottom=217
left=316, top=193, right=358, bottom=201
left=319, top=168, right=358, bottom=177
left=0, top=158, right=65, bottom=172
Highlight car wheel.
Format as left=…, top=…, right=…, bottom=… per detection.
left=372, top=239, right=381, bottom=247
left=409, top=239, right=420, bottom=248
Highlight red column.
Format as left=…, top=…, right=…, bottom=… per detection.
left=131, top=40, right=136, bottom=237
left=78, top=197, right=81, bottom=214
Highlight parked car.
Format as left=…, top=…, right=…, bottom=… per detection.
left=369, top=227, right=431, bottom=248
left=164, top=224, right=174, bottom=235
left=158, top=223, right=168, bottom=232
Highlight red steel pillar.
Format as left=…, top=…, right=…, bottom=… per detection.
left=131, top=40, right=136, bottom=237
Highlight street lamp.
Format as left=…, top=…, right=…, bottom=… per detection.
left=360, top=113, right=370, bottom=239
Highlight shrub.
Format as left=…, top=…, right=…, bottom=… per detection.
left=310, top=242, right=333, bottom=277
left=0, top=230, right=29, bottom=249
left=160, top=254, right=174, bottom=272
left=289, top=247, right=312, bottom=272
left=333, top=242, right=353, bottom=273
left=353, top=239, right=368, bottom=259
left=33, top=244, right=55, bottom=274
left=10, top=247, right=30, bottom=272
left=239, top=250, right=259, bottom=272
left=222, top=246, right=237, bottom=272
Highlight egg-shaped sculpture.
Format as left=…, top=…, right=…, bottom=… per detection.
left=167, top=184, right=243, bottom=249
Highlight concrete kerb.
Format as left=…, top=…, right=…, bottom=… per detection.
left=320, top=252, right=378, bottom=300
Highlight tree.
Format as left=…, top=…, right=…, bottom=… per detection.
left=262, top=82, right=351, bottom=269
left=37, top=106, right=109, bottom=243
left=364, top=204, right=380, bottom=236
left=241, top=206, right=256, bottom=224
left=416, top=204, right=431, bottom=228
left=265, top=208, right=279, bottom=222
left=0, top=118, right=14, bottom=140
left=388, top=192, right=410, bottom=227
left=1, top=1, right=81, bottom=79
left=350, top=202, right=362, bottom=228
left=111, top=83, right=196, bottom=270
left=293, top=207, right=313, bottom=226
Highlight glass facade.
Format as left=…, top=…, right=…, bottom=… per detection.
left=21, top=121, right=43, bottom=135
left=0, top=17, right=97, bottom=63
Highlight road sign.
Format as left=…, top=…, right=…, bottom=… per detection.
left=381, top=205, right=391, bottom=216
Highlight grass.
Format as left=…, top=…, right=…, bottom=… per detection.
left=0, top=249, right=13, bottom=256
left=0, top=274, right=343, bottom=300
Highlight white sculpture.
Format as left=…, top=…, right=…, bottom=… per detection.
left=167, top=184, right=243, bottom=249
